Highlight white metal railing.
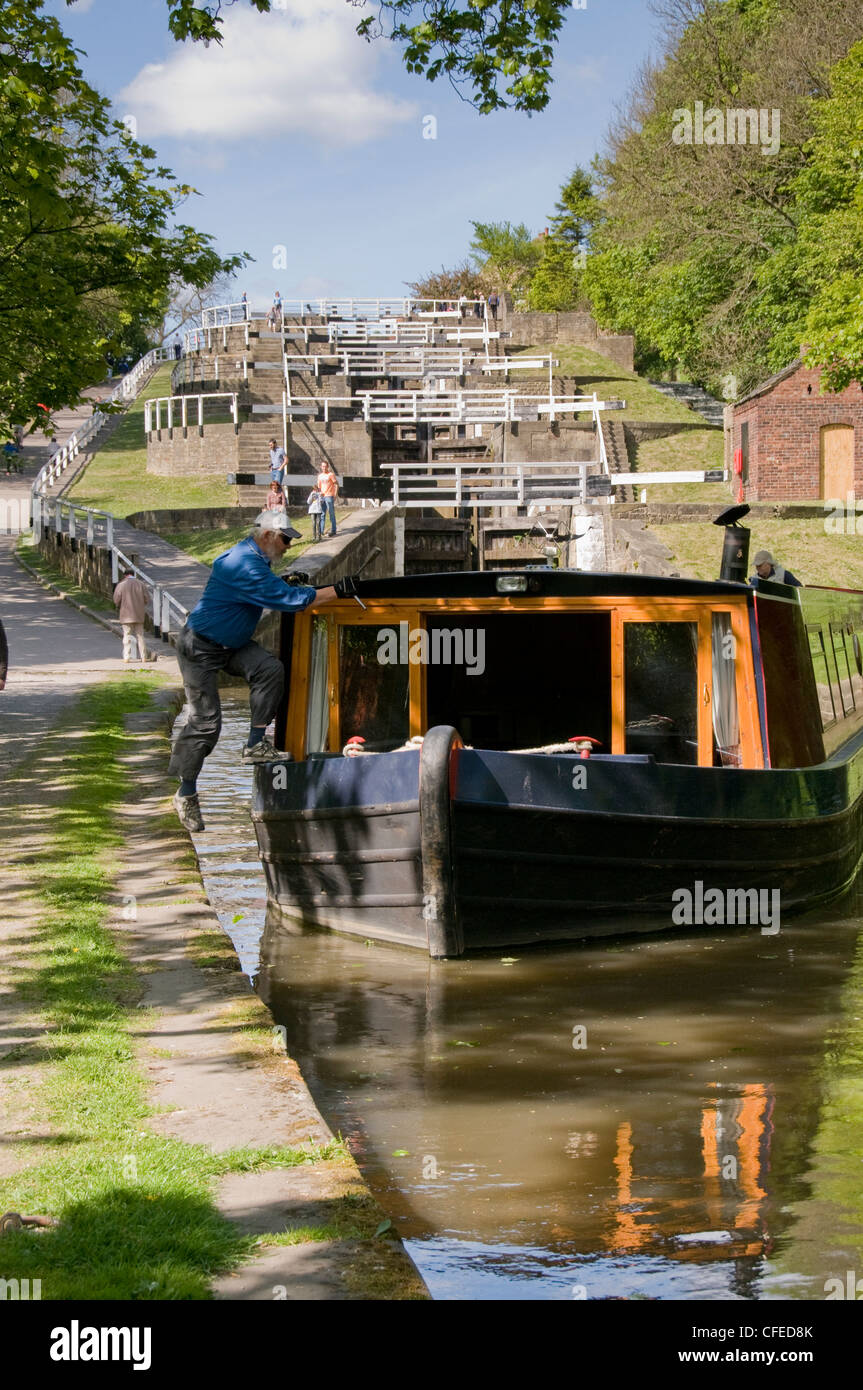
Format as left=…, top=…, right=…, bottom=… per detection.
left=252, top=388, right=620, bottom=427
left=144, top=392, right=238, bottom=433
left=328, top=320, right=432, bottom=345
left=352, top=390, right=615, bottom=425
left=201, top=297, right=489, bottom=326
left=32, top=497, right=188, bottom=635
left=184, top=321, right=251, bottom=354
left=380, top=461, right=595, bottom=508
left=32, top=348, right=171, bottom=496
left=201, top=300, right=251, bottom=328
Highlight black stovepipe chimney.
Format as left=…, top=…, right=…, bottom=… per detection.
left=713, top=504, right=751, bottom=583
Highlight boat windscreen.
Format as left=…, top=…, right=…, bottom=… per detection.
left=624, top=622, right=698, bottom=765
left=425, top=612, right=611, bottom=752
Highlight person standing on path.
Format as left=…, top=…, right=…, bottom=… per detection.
left=316, top=460, right=339, bottom=538
left=268, top=437, right=286, bottom=486
left=488, top=290, right=499, bottom=322
left=168, top=510, right=348, bottom=832
left=113, top=570, right=155, bottom=665
left=0, top=616, right=7, bottom=691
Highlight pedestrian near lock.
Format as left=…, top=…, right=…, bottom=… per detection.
left=113, top=569, right=156, bottom=664
left=473, top=289, right=484, bottom=320
left=168, top=511, right=348, bottom=832
left=316, top=460, right=339, bottom=537
left=307, top=486, right=324, bottom=541
left=488, top=290, right=500, bottom=322
left=268, top=437, right=286, bottom=486
left=0, top=616, right=8, bottom=692
left=266, top=479, right=287, bottom=512
left=241, top=290, right=249, bottom=320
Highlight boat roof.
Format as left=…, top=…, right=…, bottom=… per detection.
left=343, top=569, right=754, bottom=600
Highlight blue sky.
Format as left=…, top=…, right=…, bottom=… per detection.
left=48, top=0, right=664, bottom=308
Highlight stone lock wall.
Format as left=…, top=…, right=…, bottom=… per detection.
left=503, top=303, right=635, bottom=372
left=38, top=530, right=129, bottom=604
left=147, top=422, right=239, bottom=477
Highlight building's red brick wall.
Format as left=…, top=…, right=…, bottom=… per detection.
left=729, top=364, right=863, bottom=500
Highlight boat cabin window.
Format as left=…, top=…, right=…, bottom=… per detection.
left=339, top=624, right=410, bottom=750
left=292, top=596, right=763, bottom=769
left=711, top=613, right=741, bottom=767
left=425, top=613, right=611, bottom=752
left=624, top=622, right=698, bottom=765
left=306, top=618, right=330, bottom=753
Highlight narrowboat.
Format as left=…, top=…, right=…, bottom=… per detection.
left=251, top=539, right=863, bottom=957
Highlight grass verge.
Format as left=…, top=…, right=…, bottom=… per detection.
left=652, top=514, right=863, bottom=588
left=0, top=679, right=353, bottom=1299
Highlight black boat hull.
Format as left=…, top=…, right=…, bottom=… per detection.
left=252, top=726, right=863, bottom=957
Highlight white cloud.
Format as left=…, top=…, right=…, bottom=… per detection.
left=118, top=1, right=417, bottom=146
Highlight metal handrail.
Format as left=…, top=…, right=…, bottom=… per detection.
left=144, top=392, right=239, bottom=433
left=201, top=296, right=489, bottom=326
left=33, top=497, right=189, bottom=635
left=378, top=461, right=595, bottom=507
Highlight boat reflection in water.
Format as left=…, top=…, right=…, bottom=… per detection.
left=258, top=900, right=863, bottom=1300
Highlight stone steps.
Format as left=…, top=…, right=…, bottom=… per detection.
left=647, top=379, right=725, bottom=426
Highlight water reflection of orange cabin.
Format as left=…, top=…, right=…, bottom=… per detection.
left=609, top=1085, right=774, bottom=1258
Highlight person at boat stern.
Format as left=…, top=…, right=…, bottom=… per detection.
left=169, top=510, right=336, bottom=832
left=750, top=550, right=802, bottom=587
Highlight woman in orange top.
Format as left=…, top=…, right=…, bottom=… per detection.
left=316, top=460, right=339, bottom=537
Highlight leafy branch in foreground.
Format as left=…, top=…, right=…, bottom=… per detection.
left=132, top=0, right=573, bottom=113
left=0, top=0, right=248, bottom=436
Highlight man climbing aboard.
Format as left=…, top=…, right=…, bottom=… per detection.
left=169, top=510, right=346, bottom=831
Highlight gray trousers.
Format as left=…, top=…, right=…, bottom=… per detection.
left=168, top=626, right=284, bottom=782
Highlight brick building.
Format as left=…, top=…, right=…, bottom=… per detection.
left=726, top=360, right=863, bottom=501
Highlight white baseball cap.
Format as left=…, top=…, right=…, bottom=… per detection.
left=255, top=509, right=301, bottom=539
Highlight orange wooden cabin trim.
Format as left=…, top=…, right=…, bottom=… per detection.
left=285, top=595, right=765, bottom=767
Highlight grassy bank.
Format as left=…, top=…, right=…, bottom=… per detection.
left=508, top=342, right=727, bottom=500
left=0, top=679, right=351, bottom=1299
left=510, top=343, right=708, bottom=423
left=67, top=364, right=237, bottom=517
left=162, top=511, right=349, bottom=568
left=653, top=514, right=863, bottom=588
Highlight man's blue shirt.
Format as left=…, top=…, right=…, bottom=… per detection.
left=187, top=536, right=317, bottom=649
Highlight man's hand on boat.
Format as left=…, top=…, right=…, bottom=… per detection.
left=308, top=585, right=337, bottom=605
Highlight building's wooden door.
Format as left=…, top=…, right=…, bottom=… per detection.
left=820, top=424, right=855, bottom=499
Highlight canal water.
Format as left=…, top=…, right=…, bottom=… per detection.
left=190, top=694, right=863, bottom=1301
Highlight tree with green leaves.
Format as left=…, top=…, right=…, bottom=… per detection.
left=469, top=220, right=540, bottom=303
left=105, top=0, right=574, bottom=114
left=0, top=1, right=246, bottom=438
left=581, top=0, right=863, bottom=393
left=786, top=39, right=863, bottom=390
left=526, top=165, right=596, bottom=311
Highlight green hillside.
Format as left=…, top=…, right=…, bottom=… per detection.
left=68, top=364, right=237, bottom=517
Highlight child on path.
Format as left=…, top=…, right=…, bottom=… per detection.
left=267, top=479, right=287, bottom=512
left=307, top=486, right=324, bottom=541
